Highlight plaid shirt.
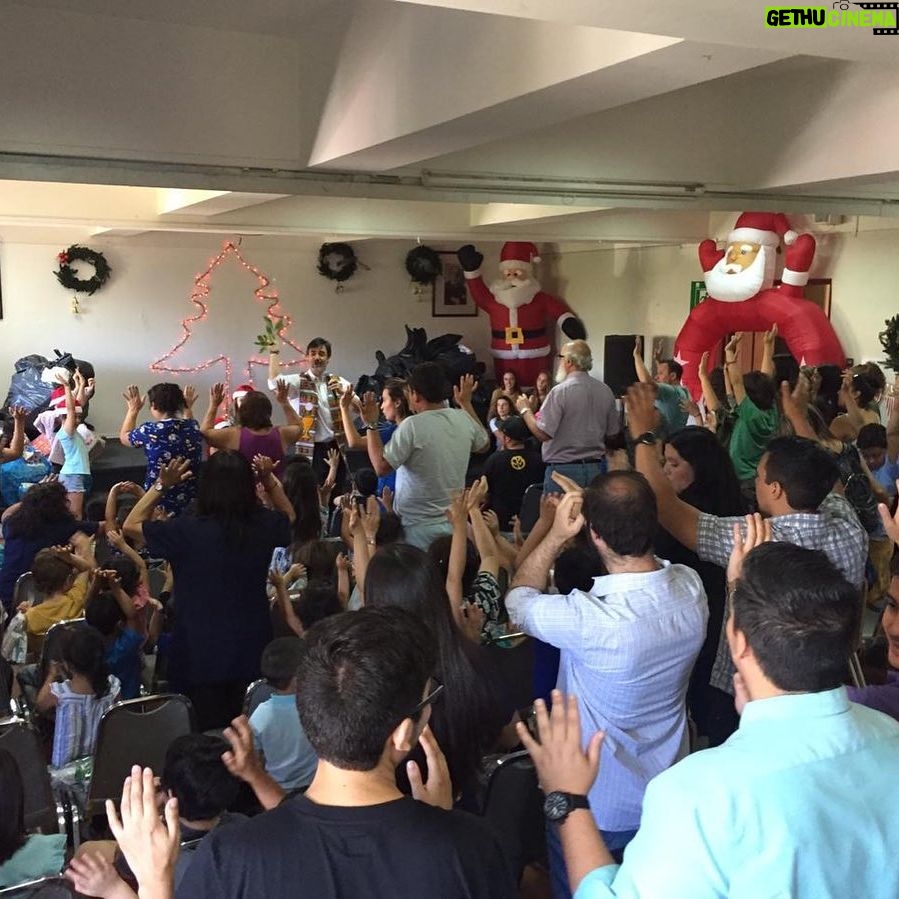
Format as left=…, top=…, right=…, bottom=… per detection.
left=701, top=493, right=868, bottom=694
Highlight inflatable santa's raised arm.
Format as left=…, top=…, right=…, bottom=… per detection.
left=674, top=211, right=845, bottom=398
left=457, top=241, right=585, bottom=387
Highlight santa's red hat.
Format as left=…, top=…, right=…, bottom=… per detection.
left=213, top=414, right=232, bottom=430
left=232, top=384, right=254, bottom=401
left=729, top=212, right=798, bottom=248
left=49, top=386, right=82, bottom=416
left=499, top=241, right=541, bottom=271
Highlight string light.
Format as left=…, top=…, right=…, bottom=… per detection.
left=149, top=239, right=306, bottom=390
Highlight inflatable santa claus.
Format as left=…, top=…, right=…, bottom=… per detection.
left=674, top=212, right=845, bottom=398
left=456, top=241, right=585, bottom=386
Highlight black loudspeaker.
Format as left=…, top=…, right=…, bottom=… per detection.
left=603, top=335, right=640, bottom=397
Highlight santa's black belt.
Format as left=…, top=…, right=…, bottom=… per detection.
left=491, top=328, right=545, bottom=339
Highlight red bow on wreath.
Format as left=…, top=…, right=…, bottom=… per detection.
left=57, top=252, right=69, bottom=264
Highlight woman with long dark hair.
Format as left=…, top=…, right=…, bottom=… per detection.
left=654, top=427, right=745, bottom=745
left=0, top=749, right=66, bottom=886
left=0, top=480, right=99, bottom=616
left=124, top=451, right=293, bottom=730
left=364, top=544, right=516, bottom=800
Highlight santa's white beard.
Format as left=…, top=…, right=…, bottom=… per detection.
left=555, top=362, right=568, bottom=385
left=705, top=248, right=773, bottom=303
left=490, top=277, right=540, bottom=309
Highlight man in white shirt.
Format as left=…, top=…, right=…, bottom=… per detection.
left=268, top=337, right=351, bottom=486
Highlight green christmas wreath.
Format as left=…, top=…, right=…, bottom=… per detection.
left=54, top=245, right=112, bottom=296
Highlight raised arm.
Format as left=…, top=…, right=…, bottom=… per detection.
left=760, top=323, right=778, bottom=378
left=466, top=479, right=499, bottom=580
left=839, top=372, right=869, bottom=433
left=338, top=384, right=367, bottom=450
left=453, top=375, right=490, bottom=452
left=444, top=490, right=469, bottom=620
left=318, top=449, right=341, bottom=509
left=723, top=333, right=747, bottom=406
left=269, top=568, right=304, bottom=638
left=61, top=378, right=77, bottom=437
left=274, top=379, right=302, bottom=427
left=779, top=377, right=817, bottom=441
left=123, top=459, right=192, bottom=544
left=362, top=393, right=393, bottom=477
left=515, top=395, right=552, bottom=443
left=199, top=383, right=235, bottom=450
left=697, top=350, right=721, bottom=414
left=627, top=384, right=700, bottom=551
left=222, top=716, right=287, bottom=812
left=108, top=527, right=150, bottom=590
left=632, top=336, right=652, bottom=384
left=119, top=386, right=145, bottom=446
left=253, top=455, right=296, bottom=523
left=1, top=406, right=26, bottom=462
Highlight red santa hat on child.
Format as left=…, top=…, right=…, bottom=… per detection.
left=499, top=241, right=541, bottom=272
left=728, top=212, right=798, bottom=248
left=232, top=384, right=254, bottom=402
left=49, top=386, right=82, bottom=416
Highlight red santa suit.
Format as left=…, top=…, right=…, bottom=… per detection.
left=463, top=242, right=580, bottom=386
left=674, top=212, right=845, bottom=398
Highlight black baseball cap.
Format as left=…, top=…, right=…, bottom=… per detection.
left=497, top=415, right=530, bottom=442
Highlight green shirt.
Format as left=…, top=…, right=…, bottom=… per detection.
left=728, top=395, right=779, bottom=481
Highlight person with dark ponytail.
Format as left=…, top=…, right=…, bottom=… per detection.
left=0, top=749, right=66, bottom=886
left=363, top=544, right=517, bottom=801
left=36, top=626, right=120, bottom=768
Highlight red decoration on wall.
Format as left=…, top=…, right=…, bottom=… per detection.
left=149, top=240, right=305, bottom=389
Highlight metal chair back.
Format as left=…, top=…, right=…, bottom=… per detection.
left=518, top=483, right=544, bottom=533
left=0, top=722, right=63, bottom=833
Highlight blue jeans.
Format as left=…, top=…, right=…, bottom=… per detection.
left=546, top=818, right=637, bottom=899
left=543, top=459, right=607, bottom=494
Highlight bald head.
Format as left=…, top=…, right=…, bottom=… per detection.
left=583, top=471, right=657, bottom=558
left=561, top=340, right=593, bottom=372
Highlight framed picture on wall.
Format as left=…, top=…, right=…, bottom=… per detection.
left=433, top=252, right=478, bottom=317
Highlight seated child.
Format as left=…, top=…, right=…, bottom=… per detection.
left=85, top=564, right=161, bottom=701
left=248, top=637, right=317, bottom=791
left=36, top=626, right=121, bottom=768
left=23, top=534, right=97, bottom=641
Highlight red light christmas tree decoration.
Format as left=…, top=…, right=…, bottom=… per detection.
left=149, top=240, right=305, bottom=389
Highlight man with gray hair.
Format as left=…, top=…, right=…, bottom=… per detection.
left=515, top=340, right=620, bottom=492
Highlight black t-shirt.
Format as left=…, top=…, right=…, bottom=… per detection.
left=176, top=794, right=517, bottom=899
left=483, top=448, right=545, bottom=529
left=143, top=508, right=290, bottom=687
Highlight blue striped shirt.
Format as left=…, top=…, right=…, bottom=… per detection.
left=507, top=561, right=707, bottom=831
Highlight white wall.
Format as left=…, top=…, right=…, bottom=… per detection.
left=2, top=228, right=896, bottom=436
left=0, top=236, right=495, bottom=435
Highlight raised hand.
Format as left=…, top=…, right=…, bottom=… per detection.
left=157, top=458, right=192, bottom=489
left=65, top=851, right=128, bottom=898
left=699, top=350, right=711, bottom=374
left=10, top=405, right=27, bottom=423
left=537, top=492, right=560, bottom=527
left=460, top=601, right=486, bottom=644
left=633, top=336, right=642, bottom=357
left=481, top=508, right=501, bottom=536
left=763, top=322, right=778, bottom=348
left=221, top=716, right=264, bottom=784
left=453, top=373, right=478, bottom=407
left=210, top=382, right=226, bottom=408
left=550, top=491, right=585, bottom=542
left=726, top=512, right=772, bottom=586
left=624, top=382, right=658, bottom=438
left=381, top=485, right=394, bottom=512
left=253, top=454, right=276, bottom=482
left=360, top=495, right=381, bottom=541
left=106, top=766, right=179, bottom=895
left=361, top=391, right=381, bottom=427
left=680, top=397, right=702, bottom=420
left=275, top=379, right=290, bottom=405
left=406, top=726, right=453, bottom=810
left=550, top=470, right=584, bottom=496
left=515, top=394, right=531, bottom=414
left=122, top=385, right=145, bottom=414
left=339, top=383, right=354, bottom=410
left=724, top=331, right=743, bottom=361
left=445, top=489, right=468, bottom=527
left=183, top=385, right=198, bottom=411
left=465, top=476, right=488, bottom=512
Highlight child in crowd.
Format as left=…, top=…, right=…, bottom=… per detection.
left=36, top=626, right=121, bottom=768
left=85, top=564, right=161, bottom=700
left=857, top=420, right=899, bottom=503
left=248, top=637, right=317, bottom=791
left=119, top=382, right=202, bottom=516
left=22, top=534, right=96, bottom=642
left=52, top=373, right=93, bottom=518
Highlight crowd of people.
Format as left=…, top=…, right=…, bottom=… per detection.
left=0, top=329, right=898, bottom=899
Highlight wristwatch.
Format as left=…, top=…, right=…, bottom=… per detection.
left=153, top=481, right=166, bottom=493
left=634, top=431, right=657, bottom=446
left=543, top=791, right=590, bottom=824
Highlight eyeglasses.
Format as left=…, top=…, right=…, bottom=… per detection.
left=408, top=677, right=444, bottom=720
left=557, top=354, right=568, bottom=360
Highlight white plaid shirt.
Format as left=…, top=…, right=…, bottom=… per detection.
left=701, top=493, right=868, bottom=694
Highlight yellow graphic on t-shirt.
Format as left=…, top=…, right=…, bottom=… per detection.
left=510, top=454, right=526, bottom=471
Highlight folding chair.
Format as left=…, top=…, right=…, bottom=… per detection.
left=87, top=693, right=196, bottom=816
left=518, top=483, right=544, bottom=533
left=13, top=572, right=41, bottom=608
left=243, top=679, right=274, bottom=718
left=0, top=723, right=67, bottom=835
left=479, top=749, right=546, bottom=882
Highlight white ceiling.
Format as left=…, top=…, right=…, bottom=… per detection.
left=1, top=0, right=898, bottom=247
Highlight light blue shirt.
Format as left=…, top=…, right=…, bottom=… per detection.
left=872, top=457, right=899, bottom=499
left=57, top=429, right=90, bottom=476
left=506, top=561, right=707, bottom=831
left=249, top=692, right=317, bottom=791
left=576, top=688, right=899, bottom=899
